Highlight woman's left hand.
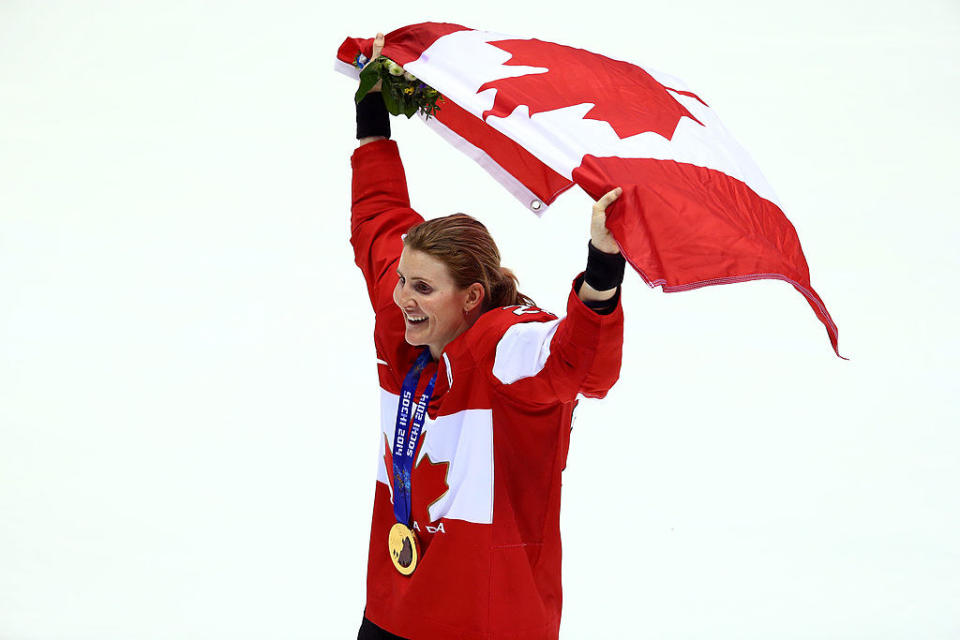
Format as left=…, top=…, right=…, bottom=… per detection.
left=591, top=187, right=622, bottom=254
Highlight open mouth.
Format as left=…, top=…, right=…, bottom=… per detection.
left=405, top=313, right=427, bottom=325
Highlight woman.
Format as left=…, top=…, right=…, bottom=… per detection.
left=352, top=33, right=625, bottom=640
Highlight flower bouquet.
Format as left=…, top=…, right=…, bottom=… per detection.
left=353, top=53, right=443, bottom=119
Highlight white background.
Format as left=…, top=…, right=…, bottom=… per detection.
left=2, top=1, right=958, bottom=638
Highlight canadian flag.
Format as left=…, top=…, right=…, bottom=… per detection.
left=336, top=22, right=842, bottom=357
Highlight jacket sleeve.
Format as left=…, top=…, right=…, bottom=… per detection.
left=350, top=139, right=424, bottom=313
left=481, top=276, right=624, bottom=406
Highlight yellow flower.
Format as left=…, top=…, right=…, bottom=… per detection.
left=403, top=87, right=414, bottom=95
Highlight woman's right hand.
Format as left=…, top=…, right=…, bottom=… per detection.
left=362, top=32, right=385, bottom=93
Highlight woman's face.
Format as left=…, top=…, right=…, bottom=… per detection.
left=393, top=248, right=483, bottom=359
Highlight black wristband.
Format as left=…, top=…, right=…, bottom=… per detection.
left=356, top=92, right=390, bottom=140
left=575, top=274, right=621, bottom=315
left=583, top=240, right=626, bottom=291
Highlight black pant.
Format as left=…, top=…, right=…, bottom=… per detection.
left=358, top=616, right=409, bottom=640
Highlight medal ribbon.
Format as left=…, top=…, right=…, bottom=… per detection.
left=392, top=348, right=438, bottom=527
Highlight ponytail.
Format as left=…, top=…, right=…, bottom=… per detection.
left=488, top=266, right=535, bottom=310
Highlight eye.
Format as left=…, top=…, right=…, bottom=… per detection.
left=397, top=275, right=405, bottom=286
left=415, top=282, right=432, bottom=294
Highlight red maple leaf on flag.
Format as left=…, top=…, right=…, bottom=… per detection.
left=478, top=38, right=705, bottom=140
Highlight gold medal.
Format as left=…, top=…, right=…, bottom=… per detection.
left=388, top=522, right=420, bottom=575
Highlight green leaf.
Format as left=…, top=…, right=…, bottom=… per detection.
left=381, top=86, right=400, bottom=115
left=354, top=60, right=382, bottom=103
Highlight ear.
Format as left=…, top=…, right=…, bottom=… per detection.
left=463, top=282, right=485, bottom=312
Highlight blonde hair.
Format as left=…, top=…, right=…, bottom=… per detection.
left=403, top=213, right=534, bottom=312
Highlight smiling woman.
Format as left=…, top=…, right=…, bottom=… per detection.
left=349, top=33, right=627, bottom=640
left=394, top=246, right=481, bottom=360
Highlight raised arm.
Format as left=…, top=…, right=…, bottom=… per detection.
left=350, top=31, right=423, bottom=313
left=478, top=190, right=627, bottom=405
left=577, top=186, right=624, bottom=310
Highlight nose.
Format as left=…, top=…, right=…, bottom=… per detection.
left=395, top=281, right=416, bottom=309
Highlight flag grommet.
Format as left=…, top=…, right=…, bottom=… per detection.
left=530, top=200, right=542, bottom=211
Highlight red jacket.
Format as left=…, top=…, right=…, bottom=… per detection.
left=351, top=139, right=624, bottom=639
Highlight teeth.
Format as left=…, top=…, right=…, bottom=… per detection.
left=406, top=314, right=426, bottom=323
